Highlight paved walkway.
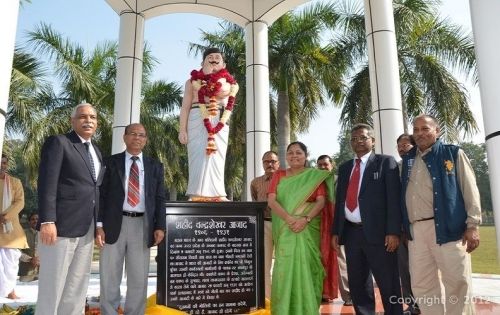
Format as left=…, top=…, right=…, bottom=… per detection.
left=320, top=273, right=500, bottom=314
left=2, top=250, right=499, bottom=314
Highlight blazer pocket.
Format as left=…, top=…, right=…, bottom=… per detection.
left=57, top=190, right=77, bottom=200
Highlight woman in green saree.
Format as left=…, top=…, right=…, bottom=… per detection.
left=268, top=141, right=332, bottom=315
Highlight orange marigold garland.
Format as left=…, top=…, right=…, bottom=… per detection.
left=190, top=68, right=238, bottom=155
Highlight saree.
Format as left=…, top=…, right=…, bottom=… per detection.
left=271, top=168, right=332, bottom=315
left=320, top=183, right=339, bottom=300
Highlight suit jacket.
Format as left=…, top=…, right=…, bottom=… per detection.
left=332, top=152, right=401, bottom=245
left=37, top=131, right=104, bottom=237
left=98, top=152, right=166, bottom=248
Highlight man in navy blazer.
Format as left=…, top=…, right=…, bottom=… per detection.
left=36, top=103, right=104, bottom=315
left=96, top=123, right=166, bottom=315
left=332, top=123, right=403, bottom=315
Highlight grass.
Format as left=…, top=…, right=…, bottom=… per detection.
left=89, top=226, right=499, bottom=273
left=471, top=225, right=500, bottom=274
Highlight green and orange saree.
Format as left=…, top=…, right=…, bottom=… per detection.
left=270, top=168, right=332, bottom=315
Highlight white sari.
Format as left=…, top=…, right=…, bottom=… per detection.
left=186, top=107, right=229, bottom=198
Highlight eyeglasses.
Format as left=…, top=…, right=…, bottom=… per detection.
left=126, top=132, right=147, bottom=138
left=263, top=160, right=278, bottom=164
left=351, top=136, right=371, bottom=142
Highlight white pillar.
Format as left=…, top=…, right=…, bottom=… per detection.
left=363, top=0, right=404, bottom=156
left=245, top=21, right=270, bottom=200
left=112, top=11, right=145, bottom=154
left=0, top=0, right=20, bottom=155
left=470, top=0, right=500, bottom=257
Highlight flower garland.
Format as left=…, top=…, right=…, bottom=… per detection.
left=190, top=68, right=238, bottom=155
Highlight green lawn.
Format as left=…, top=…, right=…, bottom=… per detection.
left=471, top=225, right=500, bottom=274
left=90, top=226, right=500, bottom=273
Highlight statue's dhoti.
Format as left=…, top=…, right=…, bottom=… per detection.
left=186, top=107, right=228, bottom=198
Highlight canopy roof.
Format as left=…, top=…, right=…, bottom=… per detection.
left=105, top=0, right=310, bottom=26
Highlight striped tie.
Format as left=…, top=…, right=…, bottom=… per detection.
left=84, top=142, right=96, bottom=181
left=127, top=156, right=140, bottom=207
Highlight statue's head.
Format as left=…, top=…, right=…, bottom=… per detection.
left=201, top=47, right=226, bottom=74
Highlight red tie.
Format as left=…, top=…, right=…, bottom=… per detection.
left=346, top=159, right=361, bottom=212
left=127, top=156, right=140, bottom=207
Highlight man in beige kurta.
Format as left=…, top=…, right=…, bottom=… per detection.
left=0, top=154, right=27, bottom=299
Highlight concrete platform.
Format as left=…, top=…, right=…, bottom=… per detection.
left=2, top=248, right=499, bottom=314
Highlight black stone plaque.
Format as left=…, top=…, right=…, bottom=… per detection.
left=158, top=202, right=266, bottom=315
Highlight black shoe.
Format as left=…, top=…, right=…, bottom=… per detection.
left=343, top=299, right=353, bottom=306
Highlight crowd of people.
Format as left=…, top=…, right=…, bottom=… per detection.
left=254, top=117, right=481, bottom=315
left=0, top=46, right=483, bottom=315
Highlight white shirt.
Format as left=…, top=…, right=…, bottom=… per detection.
left=344, top=151, right=372, bottom=223
left=76, top=134, right=101, bottom=180
left=122, top=151, right=146, bottom=213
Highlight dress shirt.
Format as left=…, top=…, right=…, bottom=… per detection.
left=76, top=134, right=101, bottom=178
left=123, top=151, right=146, bottom=213
left=344, top=151, right=372, bottom=223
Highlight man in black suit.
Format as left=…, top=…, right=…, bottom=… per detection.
left=96, top=123, right=166, bottom=315
left=36, top=103, right=103, bottom=315
left=331, top=123, right=403, bottom=315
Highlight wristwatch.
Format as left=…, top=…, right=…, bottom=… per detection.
left=305, top=216, right=311, bottom=223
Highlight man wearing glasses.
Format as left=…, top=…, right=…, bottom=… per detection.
left=332, top=123, right=403, bottom=315
left=96, top=123, right=166, bottom=315
left=250, top=151, right=280, bottom=299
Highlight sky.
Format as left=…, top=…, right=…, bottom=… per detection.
left=14, top=0, right=482, bottom=159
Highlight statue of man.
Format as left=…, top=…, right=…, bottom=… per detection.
left=179, top=48, right=239, bottom=201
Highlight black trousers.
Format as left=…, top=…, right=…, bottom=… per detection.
left=343, top=222, right=403, bottom=315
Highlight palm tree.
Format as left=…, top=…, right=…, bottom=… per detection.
left=268, top=2, right=345, bottom=165
left=140, top=80, right=186, bottom=200
left=11, top=24, right=185, bottom=194
left=7, top=47, right=47, bottom=137
left=336, top=0, right=477, bottom=142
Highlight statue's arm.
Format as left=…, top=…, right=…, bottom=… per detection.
left=179, top=79, right=193, bottom=144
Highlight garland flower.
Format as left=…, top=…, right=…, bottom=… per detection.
left=190, top=68, right=239, bottom=155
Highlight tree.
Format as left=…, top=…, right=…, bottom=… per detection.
left=7, top=47, right=47, bottom=138
left=332, top=130, right=353, bottom=171
left=459, top=142, right=492, bottom=213
left=336, top=0, right=477, bottom=142
left=10, top=24, right=185, bottom=197
left=268, top=2, right=345, bottom=166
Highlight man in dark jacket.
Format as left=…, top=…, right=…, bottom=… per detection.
left=401, top=114, right=481, bottom=315
left=96, top=123, right=166, bottom=315
left=332, top=123, right=402, bottom=315
left=36, top=103, right=104, bottom=315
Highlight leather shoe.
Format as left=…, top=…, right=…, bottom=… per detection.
left=343, top=299, right=353, bottom=306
